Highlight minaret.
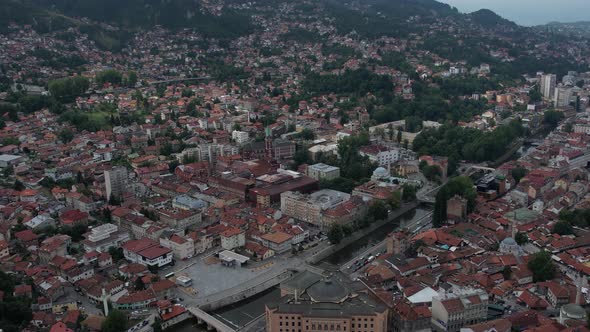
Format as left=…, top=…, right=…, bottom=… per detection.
left=265, top=127, right=273, bottom=161
left=511, top=217, right=517, bottom=239
left=576, top=272, right=586, bottom=305
left=102, top=288, right=109, bottom=316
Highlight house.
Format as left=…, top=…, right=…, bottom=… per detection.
left=24, top=214, right=56, bottom=231
left=122, top=238, right=173, bottom=269
left=159, top=233, right=195, bottom=260
left=60, top=209, right=89, bottom=226
left=260, top=231, right=293, bottom=254
left=220, top=227, right=245, bottom=250
left=157, top=300, right=190, bottom=329
left=114, top=289, right=157, bottom=310
left=244, top=242, right=275, bottom=260
left=0, top=240, right=9, bottom=260
left=150, top=279, right=176, bottom=300
left=49, top=321, right=74, bottom=332
left=39, top=234, right=71, bottom=264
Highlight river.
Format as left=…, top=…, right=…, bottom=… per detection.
left=320, top=207, right=432, bottom=266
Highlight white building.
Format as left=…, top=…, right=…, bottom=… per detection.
left=359, top=145, right=416, bottom=166
left=122, top=238, right=173, bottom=268
left=159, top=233, right=195, bottom=260
left=220, top=228, right=246, bottom=250
left=541, top=74, right=557, bottom=99
left=431, top=288, right=488, bottom=332
left=232, top=130, right=250, bottom=144
left=82, top=223, right=130, bottom=253
left=554, top=85, right=574, bottom=107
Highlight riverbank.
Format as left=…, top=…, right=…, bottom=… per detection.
left=306, top=201, right=419, bottom=265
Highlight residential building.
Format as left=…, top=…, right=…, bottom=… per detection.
left=122, top=238, right=173, bottom=268
left=260, top=232, right=293, bottom=254
left=220, top=227, right=245, bottom=250
left=159, top=233, right=195, bottom=260
left=157, top=300, right=190, bottom=330
left=431, top=289, right=489, bottom=332
left=104, top=166, right=128, bottom=200
left=554, top=85, right=574, bottom=107
left=541, top=74, right=557, bottom=99
left=232, top=130, right=250, bottom=144
left=82, top=223, right=130, bottom=253
left=360, top=145, right=415, bottom=167
left=114, top=289, right=157, bottom=310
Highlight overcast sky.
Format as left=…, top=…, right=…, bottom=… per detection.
left=437, top=0, right=589, bottom=26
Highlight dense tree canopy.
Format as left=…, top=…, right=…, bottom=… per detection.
left=48, top=76, right=89, bottom=102
left=527, top=251, right=556, bottom=282
left=413, top=120, right=525, bottom=174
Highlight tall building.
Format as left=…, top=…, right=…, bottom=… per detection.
left=554, top=85, right=573, bottom=107
left=266, top=271, right=389, bottom=332
left=104, top=166, right=128, bottom=200
left=541, top=74, right=557, bottom=99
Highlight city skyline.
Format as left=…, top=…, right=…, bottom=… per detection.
left=438, top=0, right=589, bottom=26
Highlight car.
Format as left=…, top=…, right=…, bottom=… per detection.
left=76, top=300, right=83, bottom=305
left=178, top=298, right=184, bottom=302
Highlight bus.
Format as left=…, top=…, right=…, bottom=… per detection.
left=165, top=272, right=175, bottom=279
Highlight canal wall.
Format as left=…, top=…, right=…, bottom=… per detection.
left=306, top=201, right=419, bottom=265
left=198, top=270, right=295, bottom=312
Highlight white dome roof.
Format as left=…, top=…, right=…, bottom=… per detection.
left=373, top=167, right=389, bottom=178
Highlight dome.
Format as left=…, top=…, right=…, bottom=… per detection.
left=307, top=278, right=349, bottom=303
left=373, top=167, right=389, bottom=178
left=501, top=237, right=517, bottom=246
left=561, top=303, right=586, bottom=320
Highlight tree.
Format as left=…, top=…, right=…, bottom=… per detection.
left=58, top=128, right=74, bottom=143
left=368, top=200, right=388, bottom=221
left=543, top=110, right=564, bottom=129
left=404, top=239, right=425, bottom=257
left=527, top=251, right=556, bottom=282
left=502, top=266, right=512, bottom=280
left=402, top=184, right=417, bottom=202
left=515, top=232, right=528, bottom=245
left=48, top=76, right=89, bottom=102
left=96, top=69, right=123, bottom=86
left=388, top=191, right=401, bottom=210
left=102, top=309, right=127, bottom=332
left=108, top=247, right=124, bottom=262
left=327, top=224, right=344, bottom=244
left=298, top=128, right=316, bottom=140
left=127, top=71, right=138, bottom=87
left=511, top=167, right=528, bottom=184
left=552, top=221, right=574, bottom=235
left=13, top=180, right=24, bottom=191
left=134, top=277, right=146, bottom=290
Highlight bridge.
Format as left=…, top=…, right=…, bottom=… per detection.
left=188, top=307, right=236, bottom=332
left=148, top=76, right=212, bottom=85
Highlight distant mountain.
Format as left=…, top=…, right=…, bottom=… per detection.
left=539, top=21, right=590, bottom=37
